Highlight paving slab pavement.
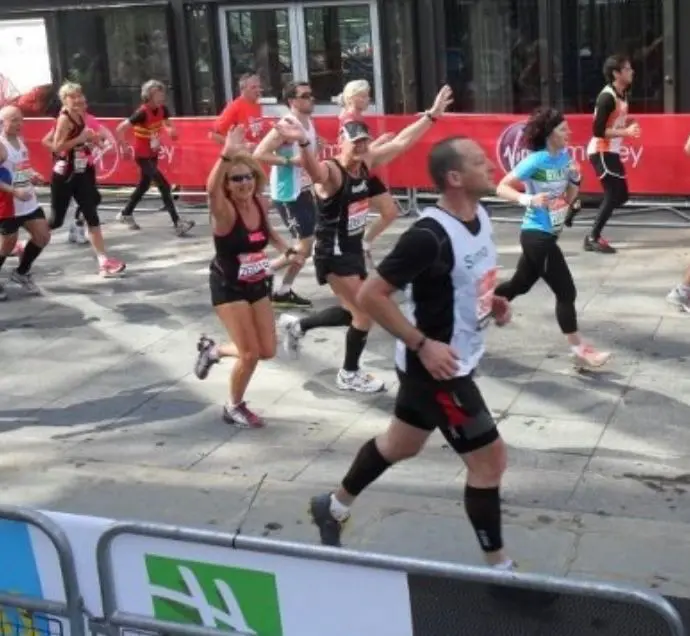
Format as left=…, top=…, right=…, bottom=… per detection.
left=2, top=204, right=690, bottom=604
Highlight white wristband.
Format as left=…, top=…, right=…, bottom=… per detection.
left=363, top=241, right=371, bottom=252
left=518, top=193, right=533, bottom=208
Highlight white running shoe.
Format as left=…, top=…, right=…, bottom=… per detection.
left=75, top=224, right=88, bottom=245
left=335, top=369, right=385, bottom=393
left=666, top=286, right=690, bottom=313
left=278, top=313, right=303, bottom=359
left=67, top=222, right=79, bottom=244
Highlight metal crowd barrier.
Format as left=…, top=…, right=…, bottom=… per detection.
left=0, top=506, right=85, bottom=636
left=0, top=505, right=686, bottom=636
left=34, top=185, right=690, bottom=228
left=94, top=520, right=686, bottom=636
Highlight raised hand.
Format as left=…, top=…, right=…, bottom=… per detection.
left=429, top=85, right=454, bottom=118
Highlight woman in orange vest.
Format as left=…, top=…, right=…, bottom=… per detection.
left=115, top=80, right=194, bottom=236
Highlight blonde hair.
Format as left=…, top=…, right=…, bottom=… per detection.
left=58, top=81, right=82, bottom=103
left=141, top=79, right=165, bottom=102
left=336, top=79, right=370, bottom=108
left=224, top=153, right=267, bottom=193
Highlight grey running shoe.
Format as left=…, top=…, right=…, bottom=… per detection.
left=10, top=270, right=41, bottom=295
left=278, top=313, right=303, bottom=359
left=667, top=286, right=690, bottom=313
left=174, top=218, right=195, bottom=237
left=310, top=493, right=348, bottom=547
left=0, top=283, right=7, bottom=301
left=116, top=212, right=141, bottom=230
left=195, top=336, right=219, bottom=380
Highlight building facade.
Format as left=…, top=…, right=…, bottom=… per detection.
left=0, top=0, right=687, bottom=118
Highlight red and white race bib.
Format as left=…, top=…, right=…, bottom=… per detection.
left=237, top=252, right=269, bottom=283
left=347, top=199, right=369, bottom=235
left=476, top=267, right=498, bottom=330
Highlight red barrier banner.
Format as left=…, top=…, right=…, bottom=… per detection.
left=20, top=114, right=690, bottom=196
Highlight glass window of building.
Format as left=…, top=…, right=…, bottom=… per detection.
left=444, top=0, right=541, bottom=113
left=223, top=8, right=293, bottom=101
left=185, top=3, right=216, bottom=115
left=304, top=5, right=375, bottom=106
left=560, top=0, right=664, bottom=113
left=59, top=7, right=173, bottom=117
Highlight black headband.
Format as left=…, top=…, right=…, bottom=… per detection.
left=544, top=112, right=565, bottom=138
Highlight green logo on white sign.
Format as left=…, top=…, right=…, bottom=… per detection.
left=145, top=554, right=283, bottom=635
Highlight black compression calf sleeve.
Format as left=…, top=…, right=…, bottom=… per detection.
left=464, top=485, right=503, bottom=553
left=342, top=438, right=392, bottom=496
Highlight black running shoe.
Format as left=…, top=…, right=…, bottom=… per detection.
left=272, top=289, right=313, bottom=309
left=584, top=235, right=617, bottom=254
left=309, top=493, right=348, bottom=547
left=195, top=336, right=219, bottom=380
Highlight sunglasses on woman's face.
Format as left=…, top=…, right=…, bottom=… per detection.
left=229, top=173, right=255, bottom=183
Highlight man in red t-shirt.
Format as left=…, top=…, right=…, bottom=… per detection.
left=210, top=74, right=265, bottom=149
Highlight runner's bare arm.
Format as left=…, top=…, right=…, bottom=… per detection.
left=41, top=129, right=55, bottom=150
left=685, top=135, right=690, bottom=155
left=369, top=85, right=454, bottom=169
left=52, top=114, right=87, bottom=154
left=358, top=225, right=440, bottom=348
left=273, top=117, right=340, bottom=194
left=206, top=128, right=247, bottom=225
left=253, top=128, right=301, bottom=167
left=364, top=193, right=398, bottom=245
left=115, top=119, right=132, bottom=140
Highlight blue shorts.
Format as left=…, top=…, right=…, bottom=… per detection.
left=273, top=189, right=317, bottom=240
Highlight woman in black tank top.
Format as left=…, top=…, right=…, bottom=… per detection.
left=50, top=81, right=125, bottom=277
left=269, top=86, right=453, bottom=394
left=194, top=128, right=303, bottom=428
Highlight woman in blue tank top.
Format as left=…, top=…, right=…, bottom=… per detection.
left=494, top=107, right=611, bottom=371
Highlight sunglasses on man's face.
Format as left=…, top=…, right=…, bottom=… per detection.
left=296, top=92, right=314, bottom=100
left=229, top=173, right=255, bottom=183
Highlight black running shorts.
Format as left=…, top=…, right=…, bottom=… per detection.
left=0, top=207, right=46, bottom=236
left=589, top=151, right=626, bottom=180
left=313, top=252, right=367, bottom=286
left=394, top=369, right=499, bottom=454
left=273, top=189, right=317, bottom=240
left=209, top=264, right=270, bottom=306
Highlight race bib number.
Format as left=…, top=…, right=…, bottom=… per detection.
left=53, top=159, right=68, bottom=175
left=548, top=196, right=569, bottom=231
left=237, top=252, right=269, bottom=283
left=476, top=267, right=498, bottom=330
left=347, top=199, right=369, bottom=235
left=150, top=134, right=161, bottom=150
left=74, top=149, right=88, bottom=173
left=13, top=160, right=32, bottom=188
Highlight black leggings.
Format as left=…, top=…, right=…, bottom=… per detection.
left=50, top=167, right=101, bottom=229
left=121, top=157, right=179, bottom=224
left=495, top=231, right=577, bottom=334
left=589, top=152, right=629, bottom=240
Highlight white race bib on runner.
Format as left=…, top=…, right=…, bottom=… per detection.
left=73, top=149, right=88, bottom=173
left=347, top=199, right=369, bottom=235
left=150, top=135, right=161, bottom=150
left=476, top=267, right=498, bottom=330
left=237, top=252, right=269, bottom=283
